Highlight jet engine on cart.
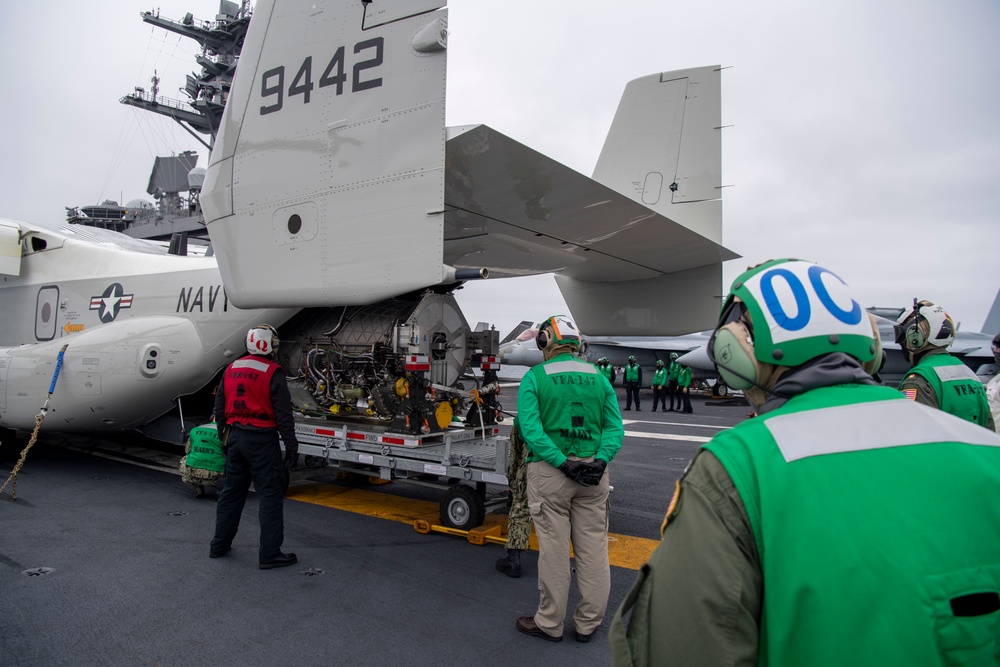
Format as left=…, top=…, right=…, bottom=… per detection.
left=276, top=290, right=501, bottom=435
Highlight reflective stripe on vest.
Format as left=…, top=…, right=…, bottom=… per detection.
left=232, top=357, right=272, bottom=373
left=544, top=359, right=598, bottom=376
left=932, top=363, right=979, bottom=382
left=766, top=399, right=1000, bottom=463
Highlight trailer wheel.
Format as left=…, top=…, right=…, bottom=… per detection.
left=440, top=485, right=485, bottom=530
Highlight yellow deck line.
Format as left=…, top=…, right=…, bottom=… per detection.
left=287, top=483, right=660, bottom=571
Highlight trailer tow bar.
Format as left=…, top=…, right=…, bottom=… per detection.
left=413, top=520, right=507, bottom=546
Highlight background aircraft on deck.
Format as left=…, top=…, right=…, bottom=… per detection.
left=498, top=325, right=712, bottom=369
left=677, top=300, right=1000, bottom=388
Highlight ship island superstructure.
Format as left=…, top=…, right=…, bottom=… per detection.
left=66, top=1, right=251, bottom=242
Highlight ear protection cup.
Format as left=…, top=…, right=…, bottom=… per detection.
left=536, top=329, right=548, bottom=350
left=904, top=319, right=925, bottom=351
left=711, top=322, right=759, bottom=390
left=862, top=313, right=884, bottom=379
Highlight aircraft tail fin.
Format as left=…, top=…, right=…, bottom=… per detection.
left=500, top=320, right=534, bottom=345
left=557, top=67, right=730, bottom=336
left=203, top=0, right=449, bottom=308
left=592, top=66, right=723, bottom=245
left=982, top=288, right=1000, bottom=335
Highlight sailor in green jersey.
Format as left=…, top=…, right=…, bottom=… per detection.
left=895, top=299, right=994, bottom=429
left=611, top=259, right=1000, bottom=667
left=651, top=360, right=668, bottom=412
left=179, top=422, right=226, bottom=498
left=666, top=352, right=681, bottom=411
left=676, top=363, right=692, bottom=413
left=515, top=315, right=623, bottom=644
left=623, top=356, right=642, bottom=411
left=596, top=357, right=616, bottom=386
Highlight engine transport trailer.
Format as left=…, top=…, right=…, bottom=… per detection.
left=291, top=415, right=509, bottom=531
left=274, top=289, right=512, bottom=531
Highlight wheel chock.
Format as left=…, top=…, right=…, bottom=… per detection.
left=467, top=524, right=503, bottom=546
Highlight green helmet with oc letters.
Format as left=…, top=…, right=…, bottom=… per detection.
left=710, top=259, right=876, bottom=390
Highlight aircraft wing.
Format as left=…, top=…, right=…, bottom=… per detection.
left=951, top=341, right=992, bottom=357
left=590, top=334, right=711, bottom=353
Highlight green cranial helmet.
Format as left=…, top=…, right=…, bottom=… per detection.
left=628, top=355, right=636, bottom=363
left=721, top=258, right=876, bottom=367
left=669, top=352, right=678, bottom=360
left=656, top=360, right=664, bottom=367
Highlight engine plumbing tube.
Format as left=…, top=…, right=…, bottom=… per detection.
left=442, top=265, right=488, bottom=282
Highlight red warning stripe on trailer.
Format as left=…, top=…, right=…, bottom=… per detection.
left=345, top=431, right=419, bottom=447
left=405, top=354, right=431, bottom=371
left=480, top=355, right=501, bottom=370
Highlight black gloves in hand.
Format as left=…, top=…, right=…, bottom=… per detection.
left=558, top=460, right=592, bottom=485
left=283, top=448, right=298, bottom=471
left=559, top=459, right=607, bottom=486
left=580, top=458, right=607, bottom=486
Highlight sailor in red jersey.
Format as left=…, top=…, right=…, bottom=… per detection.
left=210, top=325, right=300, bottom=570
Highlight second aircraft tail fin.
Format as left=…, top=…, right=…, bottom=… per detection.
left=592, top=66, right=723, bottom=245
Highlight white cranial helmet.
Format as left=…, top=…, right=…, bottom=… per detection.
left=246, top=324, right=279, bottom=356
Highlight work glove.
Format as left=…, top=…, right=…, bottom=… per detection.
left=283, top=447, right=298, bottom=471
left=579, top=459, right=607, bottom=486
left=558, top=460, right=592, bottom=485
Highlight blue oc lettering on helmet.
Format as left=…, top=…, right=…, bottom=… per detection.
left=720, top=259, right=875, bottom=368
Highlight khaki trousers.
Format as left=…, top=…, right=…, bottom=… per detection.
left=527, top=458, right=611, bottom=636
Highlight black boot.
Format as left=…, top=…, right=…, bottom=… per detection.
left=496, top=549, right=522, bottom=578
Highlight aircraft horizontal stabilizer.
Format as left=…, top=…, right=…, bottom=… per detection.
left=443, top=125, right=736, bottom=284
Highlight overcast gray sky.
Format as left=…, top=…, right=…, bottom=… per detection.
left=1, top=0, right=997, bottom=340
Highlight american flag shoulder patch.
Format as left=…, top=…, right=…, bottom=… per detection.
left=902, top=388, right=918, bottom=401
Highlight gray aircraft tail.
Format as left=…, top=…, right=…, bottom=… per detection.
left=592, top=66, right=723, bottom=245
left=500, top=321, right=534, bottom=345
left=982, top=288, right=1000, bottom=335
left=556, top=67, right=732, bottom=335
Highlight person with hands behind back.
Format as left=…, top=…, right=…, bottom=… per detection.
left=514, top=315, right=624, bottom=644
